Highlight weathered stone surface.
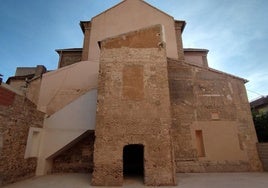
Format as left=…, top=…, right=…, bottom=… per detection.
left=57, top=50, right=82, bottom=68
left=100, top=24, right=164, bottom=49
left=175, top=160, right=250, bottom=173
left=0, top=88, right=44, bottom=186
left=0, top=87, right=15, bottom=106
left=1, top=0, right=263, bottom=186
left=52, top=132, right=95, bottom=173
left=122, top=65, right=144, bottom=100
left=92, top=25, right=176, bottom=186
left=26, top=77, right=42, bottom=105
left=167, top=58, right=262, bottom=172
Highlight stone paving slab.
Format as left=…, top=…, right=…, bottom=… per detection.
left=3, top=173, right=268, bottom=188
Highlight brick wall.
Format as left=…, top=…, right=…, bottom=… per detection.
left=92, top=25, right=176, bottom=186
left=58, top=51, right=82, bottom=68
left=0, top=88, right=44, bottom=185
left=0, top=87, right=15, bottom=106
left=52, top=132, right=95, bottom=173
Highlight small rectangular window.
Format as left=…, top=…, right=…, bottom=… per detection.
left=195, top=130, right=205, bottom=157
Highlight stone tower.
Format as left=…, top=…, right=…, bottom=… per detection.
left=91, top=25, right=176, bottom=186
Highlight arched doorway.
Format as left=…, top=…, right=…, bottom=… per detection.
left=123, top=144, right=144, bottom=177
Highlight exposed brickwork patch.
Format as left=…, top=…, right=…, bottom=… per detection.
left=0, top=87, right=15, bottom=106
left=0, top=90, right=44, bottom=186
left=52, top=132, right=95, bottom=173
left=100, top=25, right=163, bottom=49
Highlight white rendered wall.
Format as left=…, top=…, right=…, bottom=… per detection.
left=36, top=89, right=97, bottom=175
left=88, top=0, right=178, bottom=64
left=37, top=60, right=98, bottom=115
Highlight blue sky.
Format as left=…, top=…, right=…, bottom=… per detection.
left=0, top=0, right=267, bottom=101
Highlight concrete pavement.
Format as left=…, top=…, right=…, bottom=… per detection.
left=3, top=173, right=268, bottom=188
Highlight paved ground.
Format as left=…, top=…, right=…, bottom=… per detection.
left=3, top=173, right=268, bottom=188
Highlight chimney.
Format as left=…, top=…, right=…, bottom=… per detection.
left=35, top=65, right=47, bottom=77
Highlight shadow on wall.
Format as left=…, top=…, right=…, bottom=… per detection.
left=51, top=131, right=95, bottom=173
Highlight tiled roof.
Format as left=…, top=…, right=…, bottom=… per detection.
left=250, top=96, right=268, bottom=108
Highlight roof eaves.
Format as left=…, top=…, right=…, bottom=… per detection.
left=184, top=48, right=209, bottom=55
left=80, top=21, right=91, bottom=33
left=184, top=48, right=209, bottom=53
left=208, top=67, right=248, bottom=83
left=80, top=21, right=86, bottom=33
left=250, top=96, right=268, bottom=108
left=175, top=20, right=186, bottom=32
left=55, top=48, right=83, bottom=54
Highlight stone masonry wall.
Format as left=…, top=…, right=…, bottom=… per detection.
left=58, top=51, right=82, bottom=68
left=0, top=87, right=44, bottom=185
left=92, top=25, right=176, bottom=186
left=168, top=58, right=262, bottom=172
left=257, top=143, right=268, bottom=171
left=168, top=59, right=197, bottom=164
left=52, top=131, right=95, bottom=173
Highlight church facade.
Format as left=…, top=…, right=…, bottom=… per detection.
left=1, top=0, right=262, bottom=186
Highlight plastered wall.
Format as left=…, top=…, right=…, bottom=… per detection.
left=168, top=58, right=262, bottom=172
left=37, top=60, right=98, bottom=115
left=88, top=0, right=178, bottom=66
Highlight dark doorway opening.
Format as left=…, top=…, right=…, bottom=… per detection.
left=123, top=144, right=144, bottom=177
